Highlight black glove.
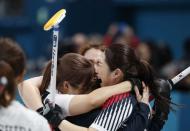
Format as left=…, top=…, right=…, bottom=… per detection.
left=42, top=99, right=65, bottom=128
left=153, top=79, right=171, bottom=121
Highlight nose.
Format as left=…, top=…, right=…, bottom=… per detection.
left=94, top=64, right=99, bottom=74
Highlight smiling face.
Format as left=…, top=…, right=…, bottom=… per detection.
left=84, top=48, right=120, bottom=87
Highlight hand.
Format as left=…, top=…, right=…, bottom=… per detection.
left=43, top=99, right=66, bottom=128
left=134, top=82, right=150, bottom=105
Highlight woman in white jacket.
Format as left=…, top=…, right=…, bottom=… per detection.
left=0, top=38, right=50, bottom=131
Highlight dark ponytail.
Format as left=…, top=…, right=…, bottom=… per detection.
left=105, top=43, right=174, bottom=110
left=39, top=59, right=64, bottom=94
left=137, top=60, right=176, bottom=110
left=39, top=61, right=52, bottom=94
left=0, top=61, right=15, bottom=107
left=137, top=60, right=154, bottom=83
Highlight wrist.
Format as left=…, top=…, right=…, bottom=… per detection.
left=140, top=100, right=149, bottom=106
left=128, top=80, right=134, bottom=92
left=139, top=102, right=151, bottom=115
left=127, top=81, right=133, bottom=91
left=141, top=97, right=149, bottom=105
left=122, top=81, right=133, bottom=92
left=58, top=120, right=66, bottom=130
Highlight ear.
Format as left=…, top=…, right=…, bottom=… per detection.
left=111, top=68, right=124, bottom=83
left=62, top=81, right=70, bottom=93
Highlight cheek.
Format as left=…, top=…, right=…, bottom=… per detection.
left=101, top=75, right=112, bottom=86
left=98, top=66, right=107, bottom=77
left=60, top=85, right=69, bottom=94
left=62, top=87, right=68, bottom=94
left=101, top=71, right=112, bottom=86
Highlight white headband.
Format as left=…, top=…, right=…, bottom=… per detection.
left=0, top=76, right=8, bottom=86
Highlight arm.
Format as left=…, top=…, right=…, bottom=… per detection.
left=18, top=76, right=43, bottom=110
left=90, top=83, right=151, bottom=131
left=46, top=84, right=146, bottom=131
left=49, top=93, right=143, bottom=131
left=69, top=81, right=132, bottom=115
left=55, top=93, right=134, bottom=131
left=59, top=120, right=96, bottom=131
left=19, top=76, right=132, bottom=116
left=43, top=100, right=97, bottom=131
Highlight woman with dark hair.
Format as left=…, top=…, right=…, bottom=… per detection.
left=81, top=43, right=172, bottom=131
left=19, top=53, right=135, bottom=125
left=45, top=43, right=158, bottom=131
left=55, top=43, right=154, bottom=131
left=20, top=43, right=172, bottom=131
left=100, top=43, right=172, bottom=131
left=0, top=38, right=50, bottom=131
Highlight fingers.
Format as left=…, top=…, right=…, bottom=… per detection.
left=142, top=82, right=149, bottom=97
left=134, top=86, right=142, bottom=102
left=141, top=81, right=150, bottom=105
left=134, top=86, right=140, bottom=96
left=134, top=81, right=150, bottom=105
left=142, top=81, right=149, bottom=93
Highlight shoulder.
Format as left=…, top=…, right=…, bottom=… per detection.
left=13, top=101, right=50, bottom=130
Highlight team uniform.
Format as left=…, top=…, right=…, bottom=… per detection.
left=41, top=91, right=138, bottom=130
left=90, top=92, right=167, bottom=131
left=91, top=93, right=137, bottom=131
left=0, top=101, right=51, bottom=131
left=67, top=92, right=166, bottom=131
left=42, top=91, right=165, bottom=131
left=49, top=91, right=145, bottom=130
left=109, top=102, right=151, bottom=131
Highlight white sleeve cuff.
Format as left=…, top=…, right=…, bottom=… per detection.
left=55, top=94, right=74, bottom=116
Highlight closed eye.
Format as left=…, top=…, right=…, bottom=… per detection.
left=97, top=61, right=102, bottom=66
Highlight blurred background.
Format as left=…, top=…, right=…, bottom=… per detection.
left=0, top=0, right=190, bottom=130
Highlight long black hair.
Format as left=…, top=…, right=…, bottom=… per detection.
left=105, top=43, right=174, bottom=110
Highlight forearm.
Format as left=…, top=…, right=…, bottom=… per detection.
left=88, top=81, right=131, bottom=108
left=88, top=81, right=132, bottom=107
left=69, top=81, right=132, bottom=115
left=58, top=120, right=96, bottom=131
left=18, top=76, right=43, bottom=110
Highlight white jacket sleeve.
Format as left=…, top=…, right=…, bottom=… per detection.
left=55, top=94, right=75, bottom=116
